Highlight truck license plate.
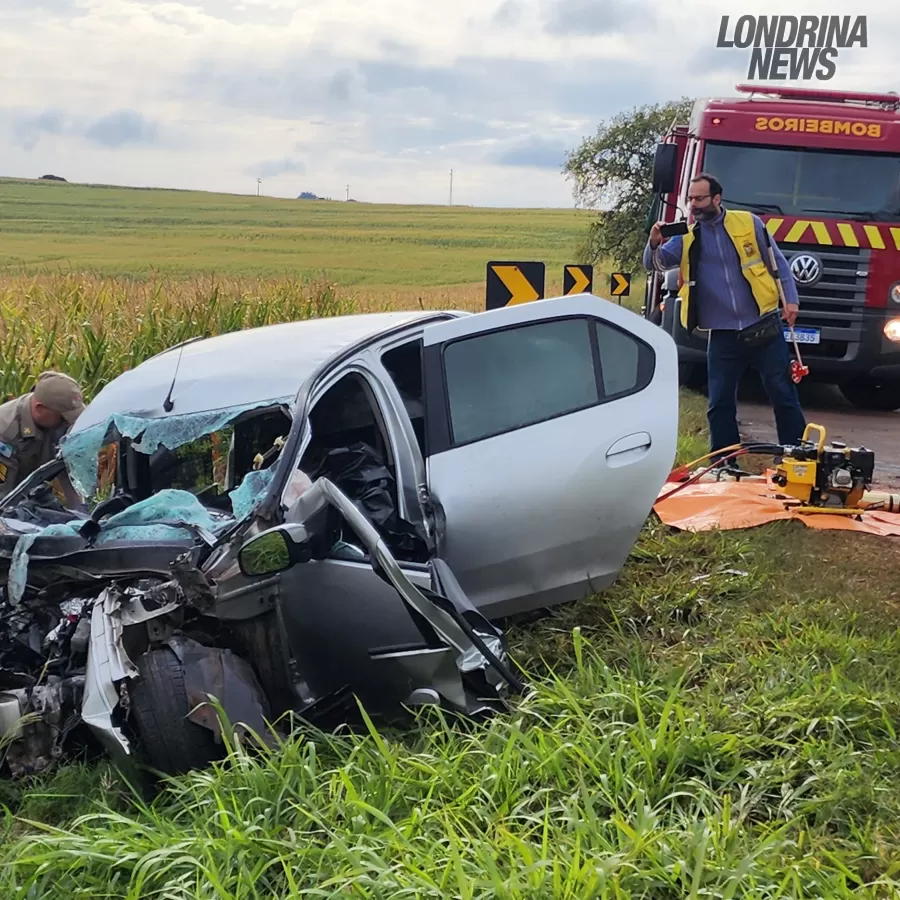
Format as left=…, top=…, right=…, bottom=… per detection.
left=786, top=327, right=820, bottom=345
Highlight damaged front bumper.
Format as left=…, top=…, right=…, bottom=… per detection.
left=0, top=477, right=520, bottom=778
left=0, top=573, right=220, bottom=775
left=0, top=573, right=275, bottom=776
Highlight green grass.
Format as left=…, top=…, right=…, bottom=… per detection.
left=2, top=391, right=900, bottom=898
left=0, top=178, right=593, bottom=286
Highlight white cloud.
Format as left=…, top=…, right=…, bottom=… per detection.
left=0, top=0, right=896, bottom=206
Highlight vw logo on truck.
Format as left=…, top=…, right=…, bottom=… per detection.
left=789, top=253, right=822, bottom=285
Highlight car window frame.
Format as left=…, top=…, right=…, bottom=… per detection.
left=422, top=313, right=656, bottom=456
left=282, top=361, right=418, bottom=564
left=285, top=364, right=396, bottom=487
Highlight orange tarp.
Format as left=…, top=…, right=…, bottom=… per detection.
left=653, top=478, right=900, bottom=537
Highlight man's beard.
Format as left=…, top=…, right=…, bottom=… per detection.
left=693, top=206, right=718, bottom=221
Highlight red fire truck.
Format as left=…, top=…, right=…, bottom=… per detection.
left=644, top=83, right=900, bottom=410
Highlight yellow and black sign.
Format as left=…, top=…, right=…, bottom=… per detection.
left=485, top=261, right=545, bottom=310
left=563, top=264, right=593, bottom=295
left=610, top=272, right=631, bottom=297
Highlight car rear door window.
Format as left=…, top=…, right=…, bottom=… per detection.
left=439, top=316, right=653, bottom=447
left=442, top=318, right=598, bottom=445
left=595, top=320, right=645, bottom=397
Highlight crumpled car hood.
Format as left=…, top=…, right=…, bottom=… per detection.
left=0, top=488, right=234, bottom=604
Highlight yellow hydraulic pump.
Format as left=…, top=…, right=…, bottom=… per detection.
left=771, top=423, right=898, bottom=515
left=662, top=424, right=900, bottom=516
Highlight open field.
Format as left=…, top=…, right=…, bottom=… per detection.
left=0, top=177, right=595, bottom=287
left=2, top=178, right=899, bottom=897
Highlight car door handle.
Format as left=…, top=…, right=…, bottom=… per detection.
left=606, top=432, right=651, bottom=466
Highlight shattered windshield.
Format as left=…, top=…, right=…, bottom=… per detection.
left=0, top=400, right=299, bottom=605
left=58, top=399, right=294, bottom=511
left=0, top=398, right=297, bottom=536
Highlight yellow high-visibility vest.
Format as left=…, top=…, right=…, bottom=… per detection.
left=678, top=209, right=780, bottom=331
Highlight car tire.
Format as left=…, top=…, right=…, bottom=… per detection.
left=129, top=646, right=224, bottom=775
left=838, top=377, right=900, bottom=412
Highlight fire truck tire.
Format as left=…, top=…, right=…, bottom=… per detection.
left=838, top=377, right=900, bottom=412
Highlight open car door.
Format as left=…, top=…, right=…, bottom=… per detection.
left=418, top=293, right=679, bottom=619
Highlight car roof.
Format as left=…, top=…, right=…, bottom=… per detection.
left=70, top=309, right=457, bottom=434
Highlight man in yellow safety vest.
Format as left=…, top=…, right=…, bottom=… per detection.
left=644, top=172, right=806, bottom=459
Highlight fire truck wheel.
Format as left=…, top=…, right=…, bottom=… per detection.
left=838, top=377, right=900, bottom=412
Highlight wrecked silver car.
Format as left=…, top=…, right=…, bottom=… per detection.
left=0, top=297, right=678, bottom=776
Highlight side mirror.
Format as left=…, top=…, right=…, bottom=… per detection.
left=651, top=143, right=678, bottom=195
left=237, top=524, right=312, bottom=577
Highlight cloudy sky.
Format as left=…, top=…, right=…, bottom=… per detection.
left=1, top=0, right=895, bottom=207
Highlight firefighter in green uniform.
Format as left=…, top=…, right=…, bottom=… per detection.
left=0, top=371, right=86, bottom=501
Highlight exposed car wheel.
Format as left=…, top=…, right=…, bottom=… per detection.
left=129, top=647, right=224, bottom=775
left=838, top=377, right=900, bottom=412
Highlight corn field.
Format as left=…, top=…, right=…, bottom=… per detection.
left=0, top=273, right=357, bottom=403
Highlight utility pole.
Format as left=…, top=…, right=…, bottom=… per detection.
left=346, top=184, right=349, bottom=201
left=449, top=169, right=453, bottom=206
left=257, top=178, right=261, bottom=196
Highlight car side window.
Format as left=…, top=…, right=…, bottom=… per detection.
left=442, top=318, right=598, bottom=445
left=438, top=316, right=653, bottom=447
left=595, top=320, right=645, bottom=398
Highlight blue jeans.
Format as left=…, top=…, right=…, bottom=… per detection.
left=707, top=329, right=806, bottom=456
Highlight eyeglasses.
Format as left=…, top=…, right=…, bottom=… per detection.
left=687, top=193, right=711, bottom=202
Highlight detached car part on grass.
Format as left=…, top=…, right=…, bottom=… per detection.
left=0, top=298, right=678, bottom=776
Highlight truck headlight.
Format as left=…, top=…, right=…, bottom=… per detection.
left=885, top=318, right=900, bottom=342
left=891, top=282, right=900, bottom=305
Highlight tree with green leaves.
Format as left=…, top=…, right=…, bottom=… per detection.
left=563, top=98, right=695, bottom=272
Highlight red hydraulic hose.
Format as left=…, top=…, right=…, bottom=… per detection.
left=656, top=448, right=751, bottom=504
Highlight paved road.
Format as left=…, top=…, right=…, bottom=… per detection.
left=734, top=380, right=900, bottom=490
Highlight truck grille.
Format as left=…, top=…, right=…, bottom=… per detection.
left=778, top=242, right=869, bottom=358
